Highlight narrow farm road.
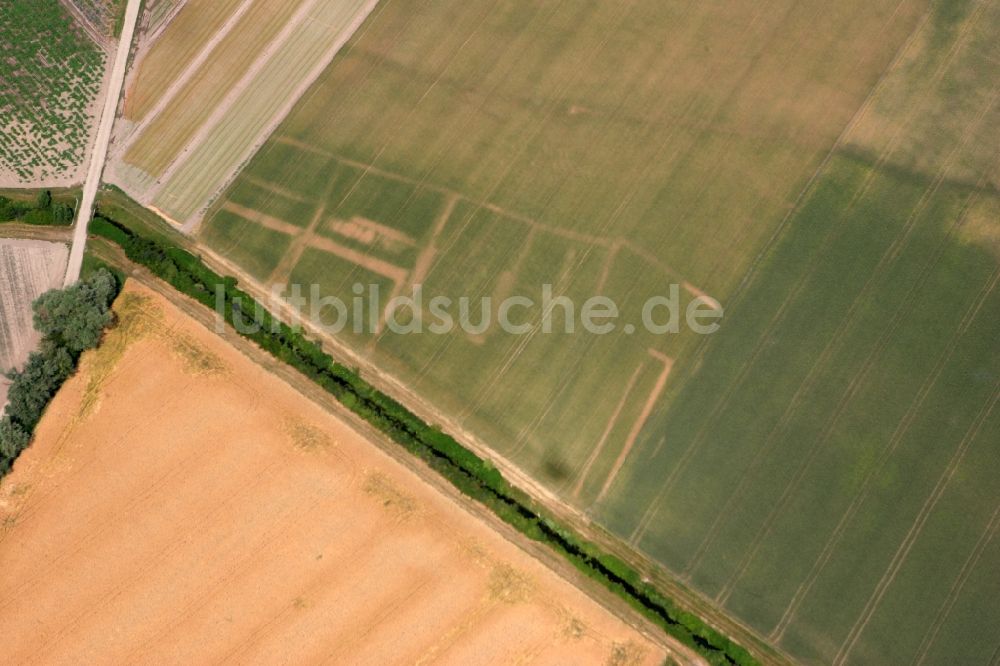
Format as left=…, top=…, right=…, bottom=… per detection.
left=63, top=0, right=142, bottom=286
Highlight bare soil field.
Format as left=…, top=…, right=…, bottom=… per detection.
left=0, top=281, right=669, bottom=665
left=0, top=239, right=69, bottom=406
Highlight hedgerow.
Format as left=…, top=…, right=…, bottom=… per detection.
left=89, top=214, right=758, bottom=666
left=1, top=269, right=119, bottom=473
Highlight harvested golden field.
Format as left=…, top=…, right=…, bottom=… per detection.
left=0, top=281, right=668, bottom=665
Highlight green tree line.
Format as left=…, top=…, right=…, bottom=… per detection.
left=89, top=213, right=759, bottom=666
left=0, top=190, right=75, bottom=226
left=1, top=269, right=119, bottom=472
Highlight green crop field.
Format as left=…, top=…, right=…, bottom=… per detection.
left=602, top=1, right=1000, bottom=663
left=0, top=0, right=105, bottom=183
left=195, top=0, right=1000, bottom=662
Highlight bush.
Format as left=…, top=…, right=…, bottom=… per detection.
left=0, top=269, right=120, bottom=473
left=0, top=417, right=31, bottom=471
left=35, top=189, right=51, bottom=210
left=0, top=191, right=74, bottom=225
left=33, top=269, right=117, bottom=354
left=0, top=196, right=19, bottom=221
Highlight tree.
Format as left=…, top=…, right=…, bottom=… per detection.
left=52, top=202, right=74, bottom=225
left=0, top=196, right=15, bottom=221
left=35, top=190, right=51, bottom=210
left=4, top=345, right=74, bottom=431
left=32, top=269, right=117, bottom=355
left=0, top=416, right=31, bottom=464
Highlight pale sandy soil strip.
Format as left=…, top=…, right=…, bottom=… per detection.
left=307, top=235, right=408, bottom=284
left=266, top=179, right=335, bottom=284
left=682, top=281, right=723, bottom=312
left=596, top=350, right=673, bottom=503
left=222, top=201, right=300, bottom=236
left=63, top=0, right=142, bottom=286
left=571, top=360, right=646, bottom=499
left=147, top=205, right=184, bottom=228
left=595, top=239, right=621, bottom=294
left=149, top=0, right=325, bottom=198
left=243, top=175, right=313, bottom=203
left=335, top=216, right=418, bottom=247
left=159, top=0, right=382, bottom=228
left=270, top=140, right=714, bottom=295
left=113, top=0, right=259, bottom=152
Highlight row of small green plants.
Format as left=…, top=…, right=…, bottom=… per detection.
left=1, top=270, right=119, bottom=473
left=0, top=0, right=105, bottom=179
left=88, top=213, right=758, bottom=666
left=0, top=191, right=75, bottom=226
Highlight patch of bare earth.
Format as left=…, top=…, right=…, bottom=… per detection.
left=0, top=281, right=667, bottom=665
left=0, top=239, right=69, bottom=407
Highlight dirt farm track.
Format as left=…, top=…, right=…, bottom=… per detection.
left=0, top=281, right=669, bottom=665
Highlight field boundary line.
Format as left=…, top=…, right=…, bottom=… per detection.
left=840, top=0, right=992, bottom=217
left=148, top=0, right=324, bottom=199
left=571, top=360, right=647, bottom=499
left=175, top=0, right=384, bottom=230
left=142, top=0, right=189, bottom=46
left=730, top=0, right=925, bottom=299
left=267, top=174, right=339, bottom=284
left=57, top=0, right=111, bottom=51
left=597, top=351, right=674, bottom=503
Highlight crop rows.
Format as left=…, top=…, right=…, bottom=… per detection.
left=0, top=0, right=105, bottom=183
